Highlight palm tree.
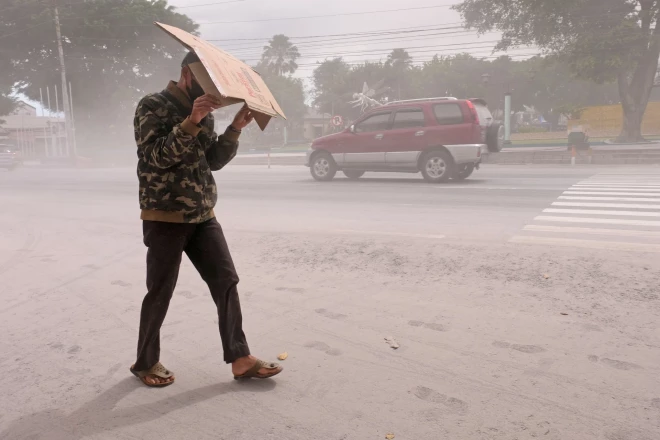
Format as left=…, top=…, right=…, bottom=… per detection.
left=261, top=35, right=301, bottom=76
left=386, top=48, right=413, bottom=71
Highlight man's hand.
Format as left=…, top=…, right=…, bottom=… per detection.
left=231, top=104, right=255, bottom=131
left=190, top=94, right=222, bottom=125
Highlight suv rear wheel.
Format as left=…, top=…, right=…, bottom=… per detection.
left=420, top=150, right=453, bottom=183
left=452, top=163, right=474, bottom=181
left=310, top=152, right=337, bottom=181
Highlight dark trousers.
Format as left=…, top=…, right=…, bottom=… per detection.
left=134, top=218, right=250, bottom=371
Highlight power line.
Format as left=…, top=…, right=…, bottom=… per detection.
left=196, top=4, right=455, bottom=25
left=61, top=46, right=536, bottom=64
left=295, top=52, right=542, bottom=70
left=56, top=0, right=245, bottom=21
left=208, top=23, right=470, bottom=42
left=0, top=0, right=242, bottom=14
left=51, top=26, right=487, bottom=53
left=231, top=41, right=508, bottom=61
left=171, top=0, right=246, bottom=8
left=69, top=24, right=471, bottom=45
left=267, top=46, right=534, bottom=65
left=109, top=4, right=458, bottom=27
left=220, top=28, right=476, bottom=51
left=225, top=31, right=491, bottom=55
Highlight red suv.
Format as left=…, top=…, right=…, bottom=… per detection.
left=306, top=98, right=503, bottom=182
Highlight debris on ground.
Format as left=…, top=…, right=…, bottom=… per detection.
left=384, top=337, right=399, bottom=349
left=385, top=433, right=395, bottom=439
left=278, top=352, right=288, bottom=361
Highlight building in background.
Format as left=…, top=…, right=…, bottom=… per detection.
left=303, top=109, right=333, bottom=140
left=0, top=101, right=69, bottom=158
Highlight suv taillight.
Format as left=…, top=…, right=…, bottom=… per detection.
left=466, top=100, right=479, bottom=124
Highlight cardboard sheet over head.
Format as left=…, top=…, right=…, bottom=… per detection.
left=155, top=22, right=286, bottom=131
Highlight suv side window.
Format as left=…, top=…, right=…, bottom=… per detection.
left=355, top=112, right=391, bottom=133
left=433, top=104, right=464, bottom=125
left=392, top=109, right=425, bottom=130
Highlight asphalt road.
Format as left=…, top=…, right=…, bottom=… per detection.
left=1, top=164, right=659, bottom=440
left=2, top=164, right=659, bottom=247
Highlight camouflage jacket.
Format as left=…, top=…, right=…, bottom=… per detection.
left=134, top=81, right=240, bottom=223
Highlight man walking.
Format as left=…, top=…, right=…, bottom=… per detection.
left=129, top=52, right=282, bottom=387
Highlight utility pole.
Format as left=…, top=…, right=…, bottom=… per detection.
left=53, top=5, right=73, bottom=157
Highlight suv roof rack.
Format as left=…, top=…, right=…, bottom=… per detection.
left=385, top=97, right=458, bottom=105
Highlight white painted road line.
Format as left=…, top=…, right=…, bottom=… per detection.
left=335, top=230, right=446, bottom=239
left=552, top=202, right=660, bottom=209
left=564, top=191, right=660, bottom=196
left=574, top=184, right=660, bottom=188
left=570, top=187, right=660, bottom=193
left=534, top=216, right=660, bottom=227
left=558, top=196, right=660, bottom=202
left=583, top=181, right=660, bottom=183
left=544, top=208, right=660, bottom=217
left=523, top=224, right=660, bottom=238
left=510, top=235, right=660, bottom=253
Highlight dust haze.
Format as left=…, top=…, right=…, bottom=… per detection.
left=1, top=1, right=659, bottom=439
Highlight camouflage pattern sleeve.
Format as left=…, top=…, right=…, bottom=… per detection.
left=205, top=129, right=240, bottom=171
left=134, top=96, right=200, bottom=169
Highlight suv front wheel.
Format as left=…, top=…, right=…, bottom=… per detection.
left=310, top=152, right=337, bottom=181
left=420, top=150, right=453, bottom=183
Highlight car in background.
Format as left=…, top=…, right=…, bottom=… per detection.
left=0, top=145, right=21, bottom=170
left=306, top=97, right=503, bottom=183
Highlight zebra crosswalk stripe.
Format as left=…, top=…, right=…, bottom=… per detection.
left=510, top=173, right=660, bottom=252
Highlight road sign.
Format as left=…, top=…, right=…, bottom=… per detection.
left=331, top=115, right=343, bottom=127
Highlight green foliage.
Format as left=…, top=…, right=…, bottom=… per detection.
left=312, top=52, right=618, bottom=127
left=256, top=70, right=307, bottom=122
left=0, top=0, right=197, bottom=148
left=453, top=0, right=660, bottom=141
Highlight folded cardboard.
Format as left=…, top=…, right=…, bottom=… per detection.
left=155, top=22, right=286, bottom=130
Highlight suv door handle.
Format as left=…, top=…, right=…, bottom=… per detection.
left=415, top=130, right=425, bottom=137
left=375, top=134, right=384, bottom=140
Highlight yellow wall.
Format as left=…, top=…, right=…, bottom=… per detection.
left=568, top=102, right=660, bottom=136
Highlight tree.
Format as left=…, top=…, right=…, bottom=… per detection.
left=386, top=49, right=413, bottom=70
left=1, top=0, right=197, bottom=149
left=261, top=35, right=301, bottom=76
left=312, top=58, right=353, bottom=116
left=386, top=49, right=413, bottom=100
left=454, top=0, right=660, bottom=142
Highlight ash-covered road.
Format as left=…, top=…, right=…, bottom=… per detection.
left=1, top=164, right=659, bottom=440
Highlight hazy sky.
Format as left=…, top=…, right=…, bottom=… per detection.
left=24, top=0, right=523, bottom=113
left=168, top=0, right=515, bottom=80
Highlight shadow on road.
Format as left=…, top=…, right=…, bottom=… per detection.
left=1, top=377, right=276, bottom=439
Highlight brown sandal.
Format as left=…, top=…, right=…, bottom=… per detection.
left=130, top=362, right=175, bottom=387
left=233, top=359, right=283, bottom=380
